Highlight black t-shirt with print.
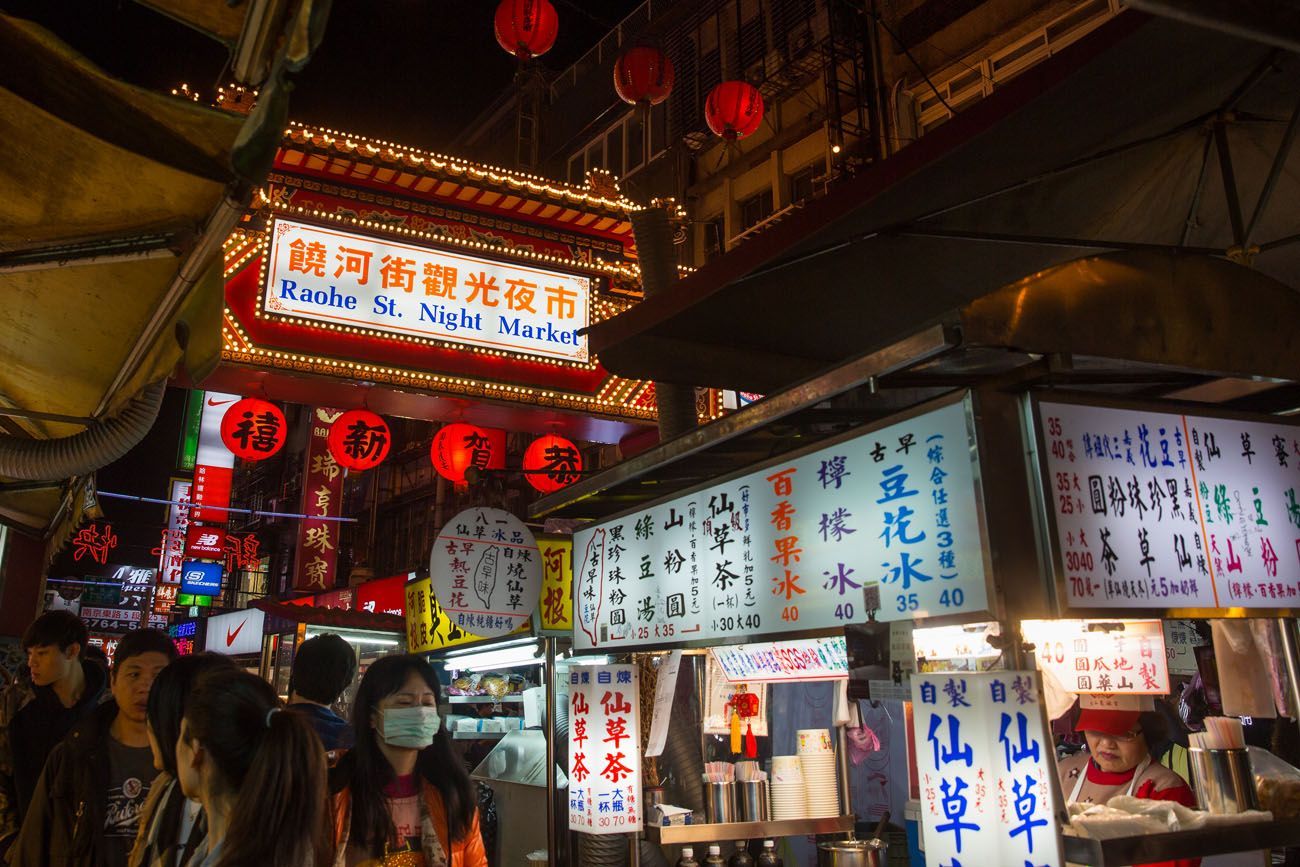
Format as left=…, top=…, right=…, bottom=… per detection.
left=102, top=736, right=156, bottom=867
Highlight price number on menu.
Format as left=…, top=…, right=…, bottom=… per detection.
left=1046, top=415, right=1073, bottom=464
left=596, top=815, right=633, bottom=829
left=632, top=623, right=677, bottom=640
left=711, top=613, right=762, bottom=632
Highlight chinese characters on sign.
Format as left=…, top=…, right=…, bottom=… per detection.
left=294, top=408, right=345, bottom=592
left=72, top=524, right=119, bottom=565
left=429, top=507, right=542, bottom=638
left=1020, top=619, right=1170, bottom=695
left=404, top=577, right=494, bottom=653
left=1038, top=401, right=1300, bottom=609
left=191, top=392, right=237, bottom=523
left=568, top=664, right=642, bottom=834
left=571, top=397, right=990, bottom=650
left=264, top=218, right=592, bottom=363
left=154, top=479, right=192, bottom=585
left=113, top=566, right=156, bottom=612
left=911, top=671, right=1063, bottom=867
left=710, top=636, right=849, bottom=682
left=539, top=535, right=574, bottom=633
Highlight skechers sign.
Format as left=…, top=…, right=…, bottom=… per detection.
left=180, top=561, right=223, bottom=596
left=262, top=218, right=592, bottom=363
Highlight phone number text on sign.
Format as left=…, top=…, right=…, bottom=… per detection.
left=571, top=395, right=992, bottom=650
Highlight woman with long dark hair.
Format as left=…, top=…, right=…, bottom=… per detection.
left=175, top=668, right=333, bottom=866
left=330, top=654, right=487, bottom=867
left=129, top=652, right=235, bottom=867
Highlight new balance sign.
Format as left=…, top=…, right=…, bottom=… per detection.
left=185, top=525, right=227, bottom=558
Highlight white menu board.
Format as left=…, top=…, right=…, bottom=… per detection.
left=1038, top=400, right=1300, bottom=610
left=572, top=396, right=990, bottom=650
left=567, top=664, right=642, bottom=834
left=911, top=671, right=1063, bottom=867
left=1020, top=619, right=1169, bottom=695
left=430, top=507, right=542, bottom=637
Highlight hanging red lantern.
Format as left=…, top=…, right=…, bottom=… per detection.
left=523, top=434, right=583, bottom=493
left=327, top=409, right=391, bottom=472
left=432, top=423, right=499, bottom=484
left=219, top=398, right=286, bottom=461
left=494, top=0, right=559, bottom=60
left=614, top=46, right=674, bottom=107
left=705, top=81, right=764, bottom=141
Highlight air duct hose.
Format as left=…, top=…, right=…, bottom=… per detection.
left=0, top=380, right=166, bottom=481
left=628, top=207, right=698, bottom=442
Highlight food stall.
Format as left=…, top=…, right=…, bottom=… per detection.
left=526, top=251, right=1300, bottom=865
left=248, top=598, right=405, bottom=705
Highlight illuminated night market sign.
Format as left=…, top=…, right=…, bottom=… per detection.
left=262, top=218, right=591, bottom=363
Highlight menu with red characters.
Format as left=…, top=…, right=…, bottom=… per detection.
left=567, top=664, right=642, bottom=834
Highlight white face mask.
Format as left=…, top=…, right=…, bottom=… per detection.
left=380, top=706, right=441, bottom=749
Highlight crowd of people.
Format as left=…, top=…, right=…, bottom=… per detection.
left=0, top=611, right=489, bottom=867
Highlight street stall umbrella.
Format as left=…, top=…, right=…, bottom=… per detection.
left=494, top=0, right=558, bottom=60
left=705, top=81, right=764, bottom=141
left=523, top=433, right=583, bottom=493
left=614, top=45, right=674, bottom=107
left=219, top=398, right=287, bottom=461
left=327, top=408, right=390, bottom=471
left=431, top=422, right=498, bottom=485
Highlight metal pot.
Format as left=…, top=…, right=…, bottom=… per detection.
left=816, top=838, right=887, bottom=867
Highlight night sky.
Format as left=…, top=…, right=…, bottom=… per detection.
left=31, top=0, right=640, bottom=577
left=10, top=0, right=641, bottom=149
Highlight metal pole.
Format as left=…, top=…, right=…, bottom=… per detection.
left=837, top=722, right=852, bottom=828
left=545, top=636, right=557, bottom=867
left=1277, top=619, right=1300, bottom=721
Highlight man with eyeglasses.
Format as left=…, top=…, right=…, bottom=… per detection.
left=1058, top=701, right=1199, bottom=867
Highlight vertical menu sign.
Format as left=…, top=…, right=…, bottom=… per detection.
left=568, top=664, right=642, bottom=834
left=1037, top=400, right=1300, bottom=609
left=911, top=671, right=1062, bottom=867
left=572, top=395, right=990, bottom=650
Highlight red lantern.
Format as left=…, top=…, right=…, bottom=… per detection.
left=705, top=80, right=764, bottom=141
left=432, top=423, right=498, bottom=484
left=523, top=434, right=583, bottom=493
left=494, top=0, right=558, bottom=60
left=219, top=398, right=286, bottom=461
left=614, top=46, right=674, bottom=107
left=327, top=409, right=391, bottom=471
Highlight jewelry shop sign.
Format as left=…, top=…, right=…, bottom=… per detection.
left=263, top=217, right=592, bottom=363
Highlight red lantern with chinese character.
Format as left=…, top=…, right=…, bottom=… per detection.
left=494, top=0, right=558, bottom=60
left=327, top=409, right=391, bottom=471
left=220, top=398, right=286, bottom=461
left=614, top=45, right=674, bottom=107
left=523, top=434, right=583, bottom=493
left=705, top=80, right=764, bottom=141
left=431, top=423, right=498, bottom=485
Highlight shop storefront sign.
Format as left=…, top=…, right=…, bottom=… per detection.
left=264, top=218, right=592, bottom=364
left=404, top=577, right=494, bottom=653
left=168, top=620, right=202, bottom=656
left=538, top=534, right=574, bottom=634
left=205, top=608, right=266, bottom=656
left=1163, top=619, right=1208, bottom=676
left=430, top=507, right=542, bottom=638
left=112, top=565, right=156, bottom=611
left=572, top=395, right=991, bottom=650
left=1037, top=399, right=1300, bottom=610
left=156, top=478, right=192, bottom=585
left=294, top=408, right=345, bottom=592
left=711, top=636, right=848, bottom=682
left=180, top=561, right=223, bottom=597
left=911, top=671, right=1063, bottom=867
left=192, top=392, right=238, bottom=522
left=152, top=583, right=178, bottom=617
left=357, top=574, right=409, bottom=616
left=184, top=525, right=227, bottom=559
left=567, top=664, right=642, bottom=834
left=80, top=607, right=167, bottom=632
left=1021, top=619, right=1169, bottom=695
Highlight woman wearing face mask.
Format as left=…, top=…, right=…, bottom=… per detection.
left=176, top=668, right=333, bottom=866
left=329, top=655, right=487, bottom=867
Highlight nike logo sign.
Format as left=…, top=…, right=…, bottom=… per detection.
left=226, top=620, right=246, bottom=646
left=207, top=397, right=237, bottom=407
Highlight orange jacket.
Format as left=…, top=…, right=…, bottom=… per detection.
left=331, top=781, right=488, bottom=867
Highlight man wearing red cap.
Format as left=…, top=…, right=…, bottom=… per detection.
left=1058, top=705, right=1199, bottom=867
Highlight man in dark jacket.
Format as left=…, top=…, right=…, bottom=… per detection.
left=287, top=632, right=356, bottom=753
left=0, top=611, right=107, bottom=854
left=8, top=628, right=176, bottom=867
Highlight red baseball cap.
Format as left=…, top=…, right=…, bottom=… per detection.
left=1076, top=708, right=1141, bottom=736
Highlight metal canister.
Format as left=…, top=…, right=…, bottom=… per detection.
left=738, top=780, right=770, bottom=822
left=704, top=781, right=738, bottom=824
left=1188, top=747, right=1261, bottom=814
left=816, top=839, right=887, bottom=867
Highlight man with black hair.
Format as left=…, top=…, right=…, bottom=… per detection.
left=8, top=627, right=177, bottom=867
left=0, top=611, right=107, bottom=854
left=287, top=633, right=357, bottom=753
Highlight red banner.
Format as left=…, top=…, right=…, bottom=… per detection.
left=191, top=464, right=232, bottom=523
left=185, top=525, right=227, bottom=559
left=294, top=408, right=345, bottom=592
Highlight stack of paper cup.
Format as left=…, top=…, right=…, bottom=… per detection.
left=796, top=729, right=840, bottom=818
left=769, top=755, right=806, bottom=819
